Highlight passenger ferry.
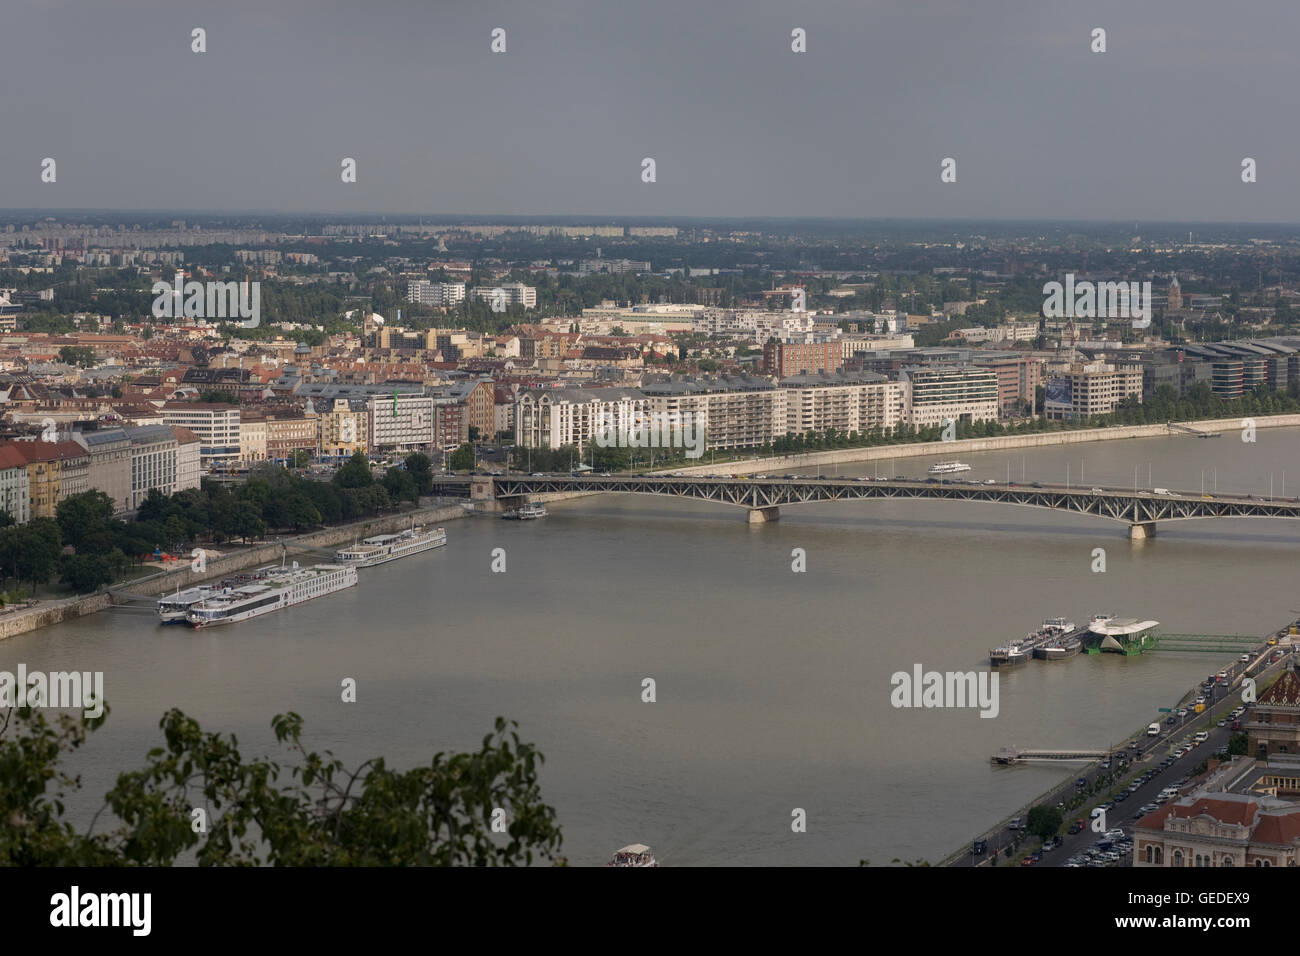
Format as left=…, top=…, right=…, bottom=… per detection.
left=157, top=585, right=217, bottom=625
left=335, top=526, right=447, bottom=567
left=502, top=502, right=547, bottom=520
left=927, top=461, right=972, bottom=475
left=186, top=563, right=358, bottom=628
left=608, top=844, right=658, bottom=867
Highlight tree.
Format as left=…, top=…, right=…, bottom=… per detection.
left=0, top=707, right=564, bottom=866
left=56, top=491, right=114, bottom=551
left=1026, top=804, right=1063, bottom=842
left=59, top=553, right=112, bottom=592
left=404, top=453, right=434, bottom=495
left=334, top=450, right=374, bottom=489
left=448, top=443, right=475, bottom=472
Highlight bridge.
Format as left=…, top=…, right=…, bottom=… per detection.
left=432, top=474, right=1300, bottom=538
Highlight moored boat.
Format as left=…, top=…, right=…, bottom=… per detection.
left=335, top=526, right=447, bottom=567
left=608, top=844, right=657, bottom=867
left=502, top=502, right=547, bottom=520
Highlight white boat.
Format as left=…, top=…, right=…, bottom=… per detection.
left=927, top=461, right=971, bottom=475
left=157, top=585, right=217, bottom=625
left=186, top=563, right=357, bottom=628
left=502, top=502, right=547, bottom=520
left=608, top=844, right=657, bottom=867
left=335, top=526, right=447, bottom=567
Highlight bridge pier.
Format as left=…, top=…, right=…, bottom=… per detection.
left=1129, top=521, right=1156, bottom=540
left=748, top=506, right=780, bottom=524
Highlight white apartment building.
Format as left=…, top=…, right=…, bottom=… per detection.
left=161, top=403, right=242, bottom=469
left=471, top=282, right=536, bottom=309
left=173, top=427, right=202, bottom=491
left=367, top=394, right=434, bottom=453
left=779, top=372, right=908, bottom=436
left=125, top=424, right=179, bottom=509
left=515, top=388, right=648, bottom=451
left=406, top=280, right=466, bottom=308
left=692, top=309, right=815, bottom=341
left=901, top=366, right=1000, bottom=427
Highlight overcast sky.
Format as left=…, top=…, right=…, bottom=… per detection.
left=4, top=0, right=1298, bottom=222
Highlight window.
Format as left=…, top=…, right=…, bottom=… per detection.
left=1173, top=850, right=1183, bottom=867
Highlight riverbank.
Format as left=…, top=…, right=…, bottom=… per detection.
left=0, top=500, right=469, bottom=642
left=667, top=414, right=1300, bottom=476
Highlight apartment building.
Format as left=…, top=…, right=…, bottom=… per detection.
left=73, top=427, right=132, bottom=513
left=319, top=398, right=369, bottom=457
left=471, top=282, right=536, bottom=309
left=763, top=341, right=845, bottom=377
left=125, top=424, right=179, bottom=509
left=406, top=280, right=466, bottom=308
left=173, top=427, right=202, bottom=492
left=779, top=372, right=908, bottom=436
left=1043, top=361, right=1143, bottom=421
left=266, top=411, right=319, bottom=462
left=0, top=444, right=30, bottom=524
left=367, top=394, right=434, bottom=454
left=160, top=402, right=241, bottom=469
left=239, top=413, right=268, bottom=463
left=12, top=439, right=91, bottom=519
left=901, top=366, right=1000, bottom=427
left=641, top=377, right=785, bottom=451
left=515, top=387, right=649, bottom=451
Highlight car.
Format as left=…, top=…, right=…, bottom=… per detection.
left=753, top=474, right=769, bottom=480
left=1099, top=759, right=1111, bottom=769
left=1020, top=856, right=1036, bottom=866
left=972, top=839, right=987, bottom=855
left=1268, top=638, right=1278, bottom=646
left=1068, top=820, right=1085, bottom=835
left=1031, top=481, right=1043, bottom=488
left=1241, top=654, right=1251, bottom=663
left=1231, top=720, right=1242, bottom=730
left=1091, top=487, right=1104, bottom=494
left=1008, top=481, right=1017, bottom=487
left=1008, top=817, right=1023, bottom=831
left=1166, top=715, right=1177, bottom=725
left=854, top=476, right=870, bottom=482
left=1115, top=791, right=1130, bottom=802
left=1217, top=719, right=1227, bottom=727
left=1176, top=708, right=1188, bottom=717
left=1075, top=777, right=1087, bottom=788
left=1218, top=671, right=1228, bottom=681
left=529, top=472, right=546, bottom=477
left=983, top=478, right=996, bottom=485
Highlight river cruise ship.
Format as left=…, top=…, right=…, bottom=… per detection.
left=186, top=564, right=357, bottom=628
left=335, top=526, right=447, bottom=567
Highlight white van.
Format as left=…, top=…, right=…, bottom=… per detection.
left=1153, top=488, right=1172, bottom=496
left=1194, top=731, right=1209, bottom=743
left=1148, top=723, right=1161, bottom=736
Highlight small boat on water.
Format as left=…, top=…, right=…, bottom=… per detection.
left=928, top=461, right=971, bottom=475
left=502, top=502, right=547, bottom=520
left=608, top=844, right=657, bottom=867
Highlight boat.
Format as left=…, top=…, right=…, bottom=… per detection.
left=1034, top=637, right=1083, bottom=661
left=502, top=502, right=547, bottom=520
left=335, top=526, right=447, bottom=567
left=157, top=585, right=217, bottom=625
left=927, top=461, right=971, bottom=475
left=1083, top=617, right=1160, bottom=655
left=608, top=844, right=657, bottom=867
left=990, top=640, right=1033, bottom=668
left=185, top=563, right=357, bottom=628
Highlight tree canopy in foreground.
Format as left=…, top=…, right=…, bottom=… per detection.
left=0, top=706, right=564, bottom=866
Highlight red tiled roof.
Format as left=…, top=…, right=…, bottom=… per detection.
left=1260, top=666, right=1300, bottom=707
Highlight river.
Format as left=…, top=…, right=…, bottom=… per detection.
left=4, top=427, right=1300, bottom=865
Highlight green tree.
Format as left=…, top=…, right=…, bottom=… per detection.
left=404, top=453, right=434, bottom=495
left=448, top=443, right=475, bottom=472
left=1026, top=804, right=1063, bottom=842
left=55, top=491, right=114, bottom=551
left=59, top=553, right=112, bottom=592
left=0, top=707, right=564, bottom=866
left=334, top=450, right=374, bottom=489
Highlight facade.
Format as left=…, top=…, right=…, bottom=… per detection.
left=367, top=394, right=434, bottom=454
left=239, top=414, right=268, bottom=463
left=406, top=280, right=466, bottom=308
left=1247, top=664, right=1300, bottom=759
left=642, top=377, right=784, bottom=451
left=471, top=283, right=536, bottom=309
left=515, top=387, right=649, bottom=451
left=72, top=427, right=132, bottom=513
left=12, top=440, right=90, bottom=519
left=0, top=444, right=30, bottom=525
left=1134, top=791, right=1300, bottom=868
left=763, top=341, right=844, bottom=377
left=901, top=366, right=999, bottom=428
left=319, top=398, right=369, bottom=458
left=778, top=372, right=908, bottom=437
left=161, top=402, right=241, bottom=469
left=971, top=353, right=1044, bottom=415
left=265, top=411, right=319, bottom=463
left=172, top=427, right=202, bottom=492
left=125, top=424, right=179, bottom=509
left=1043, top=362, right=1144, bottom=421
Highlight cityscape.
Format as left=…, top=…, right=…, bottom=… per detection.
left=1, top=0, right=1296, bottom=934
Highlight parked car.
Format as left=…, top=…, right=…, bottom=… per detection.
left=972, top=839, right=987, bottom=855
